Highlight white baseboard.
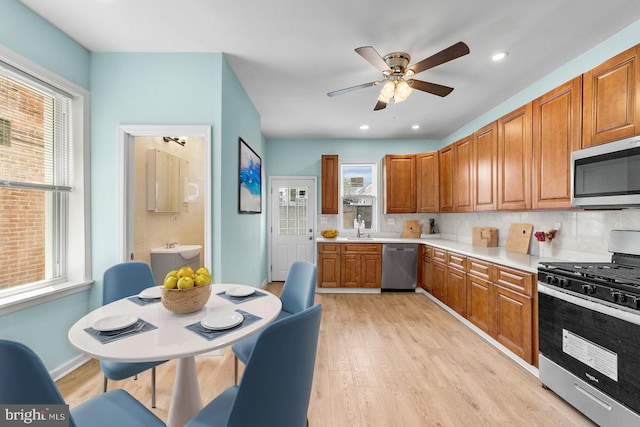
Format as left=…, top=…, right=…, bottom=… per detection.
left=51, top=354, right=92, bottom=382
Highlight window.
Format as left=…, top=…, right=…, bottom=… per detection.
left=339, top=162, right=378, bottom=233
left=0, top=49, right=90, bottom=309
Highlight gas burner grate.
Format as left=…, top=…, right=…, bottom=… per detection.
left=540, top=262, right=640, bottom=286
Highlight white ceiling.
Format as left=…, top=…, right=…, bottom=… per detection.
left=20, top=0, right=640, bottom=140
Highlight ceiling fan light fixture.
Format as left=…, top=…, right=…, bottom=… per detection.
left=380, top=80, right=396, bottom=99
left=395, top=80, right=413, bottom=101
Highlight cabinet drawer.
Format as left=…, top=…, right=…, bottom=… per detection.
left=467, top=257, right=493, bottom=281
left=447, top=252, right=466, bottom=270
left=495, top=265, right=533, bottom=296
left=432, top=248, right=447, bottom=263
left=342, top=243, right=382, bottom=255
left=318, top=243, right=340, bottom=254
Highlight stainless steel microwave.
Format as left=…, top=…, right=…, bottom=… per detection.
left=572, top=135, right=640, bottom=208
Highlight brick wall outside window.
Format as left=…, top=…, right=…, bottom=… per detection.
left=0, top=75, right=47, bottom=289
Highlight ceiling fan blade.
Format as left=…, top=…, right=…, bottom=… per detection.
left=355, top=46, right=390, bottom=72
left=327, top=81, right=379, bottom=97
left=410, top=80, right=455, bottom=97
left=409, top=41, right=470, bottom=75
left=374, top=100, right=387, bottom=111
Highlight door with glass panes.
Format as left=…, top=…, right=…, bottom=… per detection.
left=269, top=177, right=316, bottom=281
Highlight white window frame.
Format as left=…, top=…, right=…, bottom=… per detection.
left=338, top=160, right=379, bottom=234
left=0, top=46, right=92, bottom=316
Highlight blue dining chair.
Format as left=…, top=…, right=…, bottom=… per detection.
left=101, top=261, right=168, bottom=408
left=231, top=261, right=317, bottom=383
left=0, top=339, right=165, bottom=427
left=186, top=304, right=322, bottom=427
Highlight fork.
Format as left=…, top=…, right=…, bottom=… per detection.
left=100, top=322, right=145, bottom=342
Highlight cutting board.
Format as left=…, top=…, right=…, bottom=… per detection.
left=506, top=223, right=533, bottom=254
left=401, top=220, right=421, bottom=238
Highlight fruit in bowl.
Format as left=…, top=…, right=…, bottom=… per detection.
left=162, top=266, right=212, bottom=314
left=321, top=229, right=338, bottom=238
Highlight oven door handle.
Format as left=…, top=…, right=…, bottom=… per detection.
left=538, top=283, right=640, bottom=326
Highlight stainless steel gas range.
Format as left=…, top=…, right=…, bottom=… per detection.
left=538, top=230, right=640, bottom=426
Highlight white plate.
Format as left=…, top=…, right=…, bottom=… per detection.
left=93, top=314, right=139, bottom=332
left=225, top=286, right=255, bottom=298
left=200, top=311, right=244, bottom=330
left=138, top=286, right=162, bottom=299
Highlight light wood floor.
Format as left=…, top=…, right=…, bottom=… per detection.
left=57, top=283, right=595, bottom=426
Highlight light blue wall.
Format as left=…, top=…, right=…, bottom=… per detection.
left=0, top=1, right=91, bottom=370
left=265, top=139, right=440, bottom=207
left=220, top=58, right=267, bottom=285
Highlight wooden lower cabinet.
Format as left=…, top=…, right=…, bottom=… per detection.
left=418, top=245, right=433, bottom=292
left=318, top=242, right=381, bottom=288
left=318, top=243, right=340, bottom=288
left=432, top=261, right=447, bottom=302
left=493, top=284, right=533, bottom=364
left=466, top=274, right=492, bottom=334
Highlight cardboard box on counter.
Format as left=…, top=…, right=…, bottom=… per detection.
left=472, top=227, right=498, bottom=247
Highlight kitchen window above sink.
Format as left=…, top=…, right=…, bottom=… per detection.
left=339, top=161, right=378, bottom=234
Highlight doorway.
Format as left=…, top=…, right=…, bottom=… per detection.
left=118, top=125, right=211, bottom=270
left=269, top=177, right=317, bottom=281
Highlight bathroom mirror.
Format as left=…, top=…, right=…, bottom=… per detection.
left=147, top=149, right=186, bottom=212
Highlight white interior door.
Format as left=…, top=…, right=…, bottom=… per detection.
left=269, top=177, right=316, bottom=281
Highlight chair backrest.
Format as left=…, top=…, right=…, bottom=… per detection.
left=280, top=261, right=317, bottom=315
left=227, top=304, right=322, bottom=427
left=0, top=339, right=78, bottom=427
left=103, top=261, right=156, bottom=305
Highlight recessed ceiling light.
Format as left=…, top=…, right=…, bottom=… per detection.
left=491, top=52, right=508, bottom=61
left=360, top=125, right=369, bottom=130
left=412, top=125, right=420, bottom=130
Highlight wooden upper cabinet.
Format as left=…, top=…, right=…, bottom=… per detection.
left=497, top=104, right=532, bottom=210
left=321, top=154, right=339, bottom=214
left=438, top=144, right=455, bottom=212
left=416, top=151, right=439, bottom=213
left=583, top=45, right=640, bottom=148
left=474, top=122, right=498, bottom=211
left=532, top=77, right=582, bottom=209
left=454, top=135, right=474, bottom=212
left=383, top=154, right=417, bottom=213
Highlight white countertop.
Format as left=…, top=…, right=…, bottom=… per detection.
left=317, top=235, right=541, bottom=273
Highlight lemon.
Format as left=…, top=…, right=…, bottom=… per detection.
left=163, top=276, right=178, bottom=289
left=164, top=270, right=178, bottom=281
left=195, top=274, right=210, bottom=286
left=177, top=266, right=195, bottom=278
left=177, top=276, right=195, bottom=289
left=196, top=267, right=210, bottom=276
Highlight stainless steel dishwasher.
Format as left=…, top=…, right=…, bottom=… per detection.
left=381, top=243, right=418, bottom=291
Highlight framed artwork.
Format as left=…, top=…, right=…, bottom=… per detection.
left=238, top=138, right=262, bottom=213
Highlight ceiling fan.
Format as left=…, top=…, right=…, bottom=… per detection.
left=327, top=41, right=470, bottom=111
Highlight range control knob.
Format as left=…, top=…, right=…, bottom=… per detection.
left=632, top=297, right=640, bottom=310
left=558, top=278, right=569, bottom=288
left=581, top=284, right=596, bottom=294
left=611, top=291, right=626, bottom=302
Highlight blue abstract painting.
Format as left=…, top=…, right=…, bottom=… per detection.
left=239, top=138, right=262, bottom=213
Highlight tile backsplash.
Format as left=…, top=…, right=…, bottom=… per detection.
left=319, top=208, right=640, bottom=262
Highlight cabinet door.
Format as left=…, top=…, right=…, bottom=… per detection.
left=438, top=145, right=455, bottom=212
left=497, top=104, right=532, bottom=210
left=583, top=45, right=640, bottom=148
left=318, top=253, right=340, bottom=288
left=447, top=267, right=467, bottom=317
left=432, top=261, right=447, bottom=302
left=416, top=151, right=439, bottom=213
left=361, top=254, right=382, bottom=288
left=341, top=254, right=360, bottom=288
left=467, top=274, right=493, bottom=334
left=493, top=284, right=533, bottom=364
left=532, top=77, right=582, bottom=209
left=454, top=135, right=474, bottom=212
left=321, top=154, right=339, bottom=214
left=418, top=246, right=433, bottom=292
left=383, top=154, right=417, bottom=213
left=474, top=122, right=498, bottom=211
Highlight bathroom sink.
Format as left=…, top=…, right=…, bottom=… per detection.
left=151, top=244, right=201, bottom=259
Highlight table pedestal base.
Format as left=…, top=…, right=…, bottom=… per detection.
left=167, top=356, right=202, bottom=427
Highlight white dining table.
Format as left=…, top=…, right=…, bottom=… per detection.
left=68, top=283, right=282, bottom=427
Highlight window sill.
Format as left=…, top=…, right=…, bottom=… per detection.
left=0, top=280, right=93, bottom=316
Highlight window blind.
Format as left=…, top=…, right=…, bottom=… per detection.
left=0, top=63, right=72, bottom=192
